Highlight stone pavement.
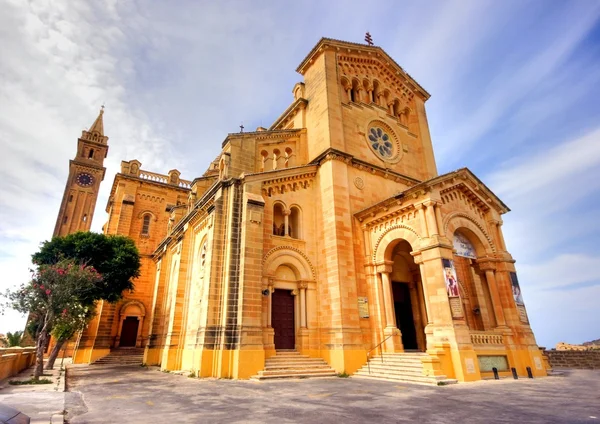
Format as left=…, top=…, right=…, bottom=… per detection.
left=66, top=364, right=600, bottom=424
left=0, top=359, right=70, bottom=424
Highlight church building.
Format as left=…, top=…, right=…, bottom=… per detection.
left=59, top=38, right=546, bottom=383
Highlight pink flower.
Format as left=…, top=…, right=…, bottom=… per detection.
left=46, top=289, right=51, bottom=295
left=62, top=309, right=68, bottom=317
left=40, top=285, right=45, bottom=290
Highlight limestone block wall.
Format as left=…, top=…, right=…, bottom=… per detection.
left=545, top=350, right=600, bottom=369
left=0, top=347, right=36, bottom=380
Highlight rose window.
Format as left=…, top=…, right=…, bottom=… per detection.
left=368, top=127, right=393, bottom=158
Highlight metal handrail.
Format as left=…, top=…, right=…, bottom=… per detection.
left=366, top=334, right=394, bottom=374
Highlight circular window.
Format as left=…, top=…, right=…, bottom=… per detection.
left=365, top=122, right=401, bottom=163
left=368, top=127, right=393, bottom=158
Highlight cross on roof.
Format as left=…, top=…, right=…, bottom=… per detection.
left=365, top=32, right=373, bottom=46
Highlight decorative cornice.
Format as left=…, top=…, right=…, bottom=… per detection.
left=261, top=171, right=317, bottom=197
left=310, top=148, right=420, bottom=187
left=269, top=99, right=308, bottom=130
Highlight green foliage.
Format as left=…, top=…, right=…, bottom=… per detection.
left=6, top=331, right=23, bottom=347
left=31, top=232, right=141, bottom=303
left=51, top=303, right=96, bottom=342
left=9, top=378, right=52, bottom=385
left=337, top=371, right=350, bottom=378
left=188, top=370, right=196, bottom=378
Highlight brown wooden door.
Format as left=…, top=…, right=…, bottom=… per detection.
left=272, top=289, right=295, bottom=350
left=120, top=317, right=139, bottom=347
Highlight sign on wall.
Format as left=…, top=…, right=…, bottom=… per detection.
left=453, top=233, right=477, bottom=259
left=358, top=297, right=369, bottom=318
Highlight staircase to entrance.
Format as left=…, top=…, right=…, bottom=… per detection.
left=91, top=347, right=145, bottom=366
left=354, top=352, right=457, bottom=386
left=251, top=350, right=337, bottom=380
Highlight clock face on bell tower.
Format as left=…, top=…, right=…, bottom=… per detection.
left=53, top=108, right=108, bottom=237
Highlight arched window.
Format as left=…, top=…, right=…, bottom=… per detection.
left=273, top=149, right=280, bottom=170
left=284, top=147, right=293, bottom=168
left=289, top=206, right=301, bottom=239
left=372, top=80, right=381, bottom=105
left=68, top=194, right=73, bottom=202
left=260, top=150, right=269, bottom=171
left=88, top=148, right=95, bottom=159
left=273, top=203, right=285, bottom=236
left=351, top=79, right=360, bottom=103
left=141, top=214, right=151, bottom=236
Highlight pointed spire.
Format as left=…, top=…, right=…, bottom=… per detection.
left=89, top=105, right=104, bottom=135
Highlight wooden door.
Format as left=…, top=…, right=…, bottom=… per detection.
left=272, top=289, right=295, bottom=350
left=120, top=316, right=139, bottom=347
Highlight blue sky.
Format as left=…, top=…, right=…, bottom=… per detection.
left=1, top=0, right=599, bottom=347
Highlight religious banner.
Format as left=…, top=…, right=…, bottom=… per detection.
left=510, top=272, right=524, bottom=305
left=442, top=258, right=460, bottom=297
left=357, top=297, right=369, bottom=318
left=453, top=233, right=477, bottom=259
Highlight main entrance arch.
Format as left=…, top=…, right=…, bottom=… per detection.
left=373, top=226, right=427, bottom=352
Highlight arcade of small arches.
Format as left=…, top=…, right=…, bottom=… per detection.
left=340, top=75, right=411, bottom=126
left=272, top=202, right=302, bottom=239
left=261, top=147, right=295, bottom=171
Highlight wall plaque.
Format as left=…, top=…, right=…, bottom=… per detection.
left=517, top=305, right=529, bottom=324
left=465, top=358, right=476, bottom=374
left=478, top=355, right=509, bottom=372
left=358, top=297, right=369, bottom=318
left=449, top=297, right=464, bottom=319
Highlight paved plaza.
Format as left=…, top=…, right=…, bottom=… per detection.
left=64, top=365, right=600, bottom=424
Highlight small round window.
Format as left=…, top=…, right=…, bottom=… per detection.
left=368, top=127, right=393, bottom=158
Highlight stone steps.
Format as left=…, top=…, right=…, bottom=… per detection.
left=251, top=351, right=337, bottom=380
left=92, top=348, right=144, bottom=366
left=353, top=353, right=457, bottom=386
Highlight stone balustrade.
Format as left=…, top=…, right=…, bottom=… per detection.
left=0, top=347, right=36, bottom=380
left=138, top=170, right=191, bottom=188
left=470, top=332, right=504, bottom=346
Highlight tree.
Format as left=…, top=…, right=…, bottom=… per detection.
left=31, top=232, right=141, bottom=369
left=46, top=304, right=95, bottom=369
left=32, top=232, right=141, bottom=303
left=7, top=260, right=102, bottom=380
left=6, top=331, right=23, bottom=347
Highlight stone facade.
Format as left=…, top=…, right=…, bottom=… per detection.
left=66, top=38, right=546, bottom=381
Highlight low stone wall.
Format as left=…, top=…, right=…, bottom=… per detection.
left=0, top=347, right=37, bottom=380
left=544, top=350, right=600, bottom=369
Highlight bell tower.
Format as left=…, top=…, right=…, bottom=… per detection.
left=53, top=107, right=109, bottom=237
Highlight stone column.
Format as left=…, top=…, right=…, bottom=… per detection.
left=298, top=282, right=308, bottom=328
left=424, top=201, right=439, bottom=236
left=416, top=204, right=429, bottom=238
left=267, top=278, right=274, bottom=328
left=408, top=281, right=425, bottom=350
left=494, top=220, right=507, bottom=252
left=283, top=209, right=290, bottom=237
left=479, top=262, right=507, bottom=328
left=376, top=261, right=403, bottom=352
left=368, top=89, right=374, bottom=103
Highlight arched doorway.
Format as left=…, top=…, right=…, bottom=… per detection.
left=116, top=301, right=145, bottom=348
left=271, top=265, right=298, bottom=350
left=452, top=230, right=496, bottom=330
left=389, top=240, right=426, bottom=351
